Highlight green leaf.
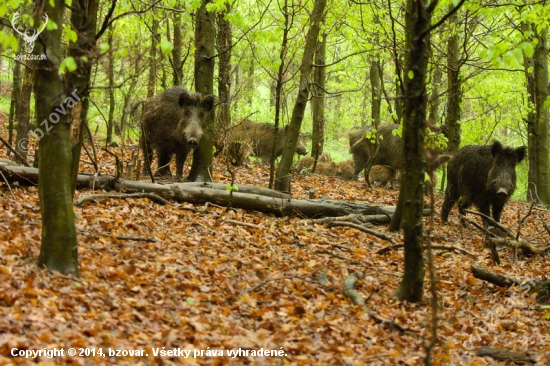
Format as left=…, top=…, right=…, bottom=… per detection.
left=186, top=298, right=194, bottom=305
left=408, top=70, right=414, bottom=79
left=46, top=20, right=57, bottom=30
left=8, top=0, right=20, bottom=10
left=521, top=42, right=534, bottom=58
left=58, top=56, right=77, bottom=75
left=114, top=47, right=128, bottom=59
left=226, top=185, right=239, bottom=192
left=99, top=43, right=109, bottom=53
left=159, top=40, right=174, bottom=55
left=0, top=3, right=9, bottom=17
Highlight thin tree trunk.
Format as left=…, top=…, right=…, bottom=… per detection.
left=172, top=10, right=184, bottom=86
left=216, top=4, right=232, bottom=144
left=15, top=59, right=33, bottom=163
left=311, top=23, right=326, bottom=158
left=147, top=18, right=159, bottom=99
left=106, top=24, right=115, bottom=144
left=189, top=0, right=216, bottom=182
left=445, top=11, right=461, bottom=153
left=9, top=38, right=22, bottom=150
left=67, top=0, right=98, bottom=196
left=522, top=21, right=537, bottom=201
left=34, top=0, right=78, bottom=275
left=533, top=26, right=550, bottom=204
left=370, top=58, right=381, bottom=126
left=275, top=0, right=326, bottom=192
left=390, top=0, right=439, bottom=303
left=268, top=0, right=290, bottom=189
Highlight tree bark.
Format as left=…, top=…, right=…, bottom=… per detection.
left=15, top=59, right=33, bottom=163
left=147, top=18, right=159, bottom=99
left=216, top=4, right=232, bottom=150
left=390, top=0, right=438, bottom=302
left=311, top=23, right=326, bottom=158
left=66, top=0, right=98, bottom=196
left=522, top=22, right=537, bottom=202
left=268, top=0, right=290, bottom=189
left=445, top=11, right=461, bottom=153
left=189, top=0, right=216, bottom=182
left=172, top=10, right=184, bottom=86
left=275, top=0, right=326, bottom=192
left=106, top=24, right=115, bottom=144
left=533, top=26, right=549, bottom=204
left=34, top=0, right=78, bottom=275
left=9, top=37, right=22, bottom=151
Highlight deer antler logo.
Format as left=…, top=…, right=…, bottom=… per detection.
left=11, top=11, right=49, bottom=54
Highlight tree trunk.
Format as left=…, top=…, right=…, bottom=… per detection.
left=9, top=37, right=22, bottom=150
left=106, top=24, right=115, bottom=145
left=189, top=0, right=216, bottom=182
left=428, top=64, right=442, bottom=125
left=216, top=4, right=232, bottom=148
left=34, top=0, right=78, bottom=275
left=172, top=10, right=184, bottom=86
left=15, top=59, right=33, bottom=164
left=370, top=58, right=382, bottom=126
left=533, top=26, right=549, bottom=204
left=67, top=0, right=98, bottom=196
left=275, top=0, right=326, bottom=192
left=445, top=11, right=461, bottom=153
left=311, top=24, right=326, bottom=158
left=268, top=0, right=290, bottom=189
left=390, top=0, right=438, bottom=303
left=522, top=21, right=537, bottom=201
left=147, top=18, right=159, bottom=99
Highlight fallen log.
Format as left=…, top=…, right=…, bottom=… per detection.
left=471, top=263, right=550, bottom=303
left=477, top=346, right=535, bottom=364
left=0, top=161, right=430, bottom=219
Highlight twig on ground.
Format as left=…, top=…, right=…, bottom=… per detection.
left=343, top=272, right=405, bottom=333
left=327, top=221, right=397, bottom=245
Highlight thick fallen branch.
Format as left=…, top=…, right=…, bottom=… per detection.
left=471, top=263, right=550, bottom=303
left=0, top=162, right=408, bottom=219
left=463, top=209, right=515, bottom=238
left=343, top=272, right=404, bottom=333
left=376, top=243, right=475, bottom=256
left=487, top=237, right=548, bottom=256
left=74, top=192, right=189, bottom=208
left=476, top=346, right=535, bottom=364
left=327, top=221, right=397, bottom=245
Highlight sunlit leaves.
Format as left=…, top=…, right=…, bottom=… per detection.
left=158, top=40, right=174, bottom=55
left=58, top=56, right=77, bottom=75
left=63, top=24, right=78, bottom=44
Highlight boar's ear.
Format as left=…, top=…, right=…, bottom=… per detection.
left=515, top=146, right=526, bottom=163
left=201, top=94, right=215, bottom=111
left=178, top=90, right=193, bottom=107
left=491, top=140, right=503, bottom=157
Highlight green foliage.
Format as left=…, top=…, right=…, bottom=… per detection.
left=226, top=184, right=238, bottom=192
left=158, top=40, right=174, bottom=55
left=58, top=56, right=77, bottom=75
left=425, top=128, right=448, bottom=151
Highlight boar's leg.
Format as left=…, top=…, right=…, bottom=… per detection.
left=175, top=148, right=190, bottom=179
left=155, top=148, right=172, bottom=176
left=441, top=184, right=458, bottom=222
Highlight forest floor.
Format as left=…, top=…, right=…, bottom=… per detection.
left=0, top=116, right=549, bottom=366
